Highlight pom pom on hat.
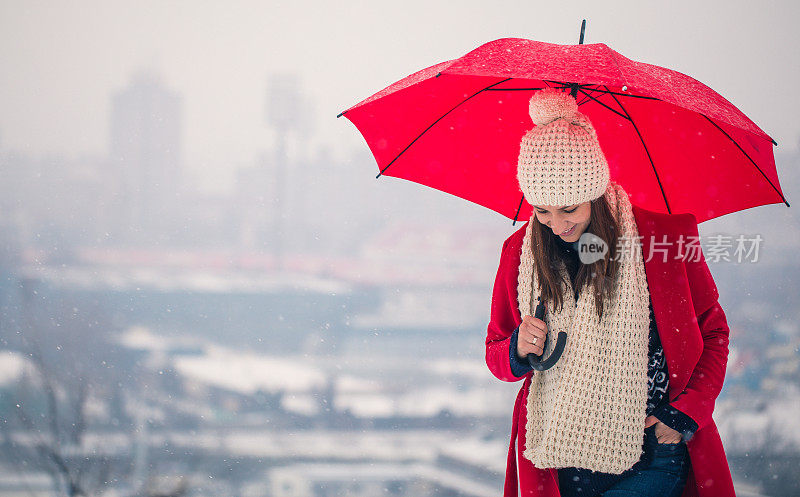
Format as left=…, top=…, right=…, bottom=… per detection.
left=528, top=88, right=580, bottom=126
left=517, top=88, right=610, bottom=207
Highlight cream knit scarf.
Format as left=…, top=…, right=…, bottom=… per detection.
left=518, top=180, right=651, bottom=474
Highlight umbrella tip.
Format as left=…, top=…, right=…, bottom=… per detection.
left=579, top=19, right=586, bottom=44
left=337, top=111, right=345, bottom=118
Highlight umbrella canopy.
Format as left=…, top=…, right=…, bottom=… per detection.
left=339, top=37, right=788, bottom=224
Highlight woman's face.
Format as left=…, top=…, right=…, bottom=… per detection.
left=533, top=202, right=592, bottom=242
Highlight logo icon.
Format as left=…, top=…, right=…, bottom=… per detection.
left=577, top=232, right=608, bottom=264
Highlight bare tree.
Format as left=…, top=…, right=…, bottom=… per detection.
left=2, top=277, right=118, bottom=496
left=3, top=276, right=187, bottom=497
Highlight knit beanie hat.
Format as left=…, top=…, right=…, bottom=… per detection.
left=517, top=88, right=610, bottom=207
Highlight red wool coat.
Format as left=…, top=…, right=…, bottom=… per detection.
left=486, top=204, right=734, bottom=497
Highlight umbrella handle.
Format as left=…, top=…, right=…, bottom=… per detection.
left=527, top=296, right=567, bottom=371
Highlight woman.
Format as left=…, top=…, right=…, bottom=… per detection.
left=485, top=89, right=735, bottom=497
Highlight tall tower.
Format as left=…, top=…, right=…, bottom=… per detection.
left=109, top=70, right=183, bottom=244
left=265, top=74, right=308, bottom=272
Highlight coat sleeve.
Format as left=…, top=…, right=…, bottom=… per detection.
left=485, top=235, right=530, bottom=382
left=668, top=213, right=731, bottom=432
left=509, top=326, right=535, bottom=377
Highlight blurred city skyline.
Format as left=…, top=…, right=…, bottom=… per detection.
left=1, top=0, right=798, bottom=194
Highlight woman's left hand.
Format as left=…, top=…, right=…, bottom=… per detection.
left=645, top=414, right=683, bottom=444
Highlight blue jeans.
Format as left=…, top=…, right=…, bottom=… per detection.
left=557, top=424, right=690, bottom=497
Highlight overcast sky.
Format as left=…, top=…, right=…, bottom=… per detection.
left=1, top=0, right=797, bottom=192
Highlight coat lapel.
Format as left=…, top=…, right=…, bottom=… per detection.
left=632, top=204, right=703, bottom=400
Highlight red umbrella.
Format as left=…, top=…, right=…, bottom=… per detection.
left=339, top=32, right=789, bottom=224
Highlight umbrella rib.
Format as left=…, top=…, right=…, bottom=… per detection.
left=580, top=86, right=613, bottom=105
left=575, top=85, right=603, bottom=106
left=485, top=87, right=548, bottom=92
left=486, top=83, right=659, bottom=102
left=485, top=82, right=595, bottom=93
left=576, top=88, right=630, bottom=121
left=544, top=81, right=660, bottom=101
left=573, top=85, right=607, bottom=106
left=377, top=77, right=514, bottom=178
left=701, top=116, right=790, bottom=207
left=588, top=89, right=659, bottom=100
left=604, top=85, right=672, bottom=214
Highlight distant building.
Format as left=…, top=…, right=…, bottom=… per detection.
left=109, top=70, right=184, bottom=244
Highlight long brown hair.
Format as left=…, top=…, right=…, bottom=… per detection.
left=530, top=195, right=621, bottom=320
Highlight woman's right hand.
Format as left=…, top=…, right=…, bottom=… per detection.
left=517, top=315, right=548, bottom=359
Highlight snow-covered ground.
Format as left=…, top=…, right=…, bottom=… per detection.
left=0, top=350, right=29, bottom=386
